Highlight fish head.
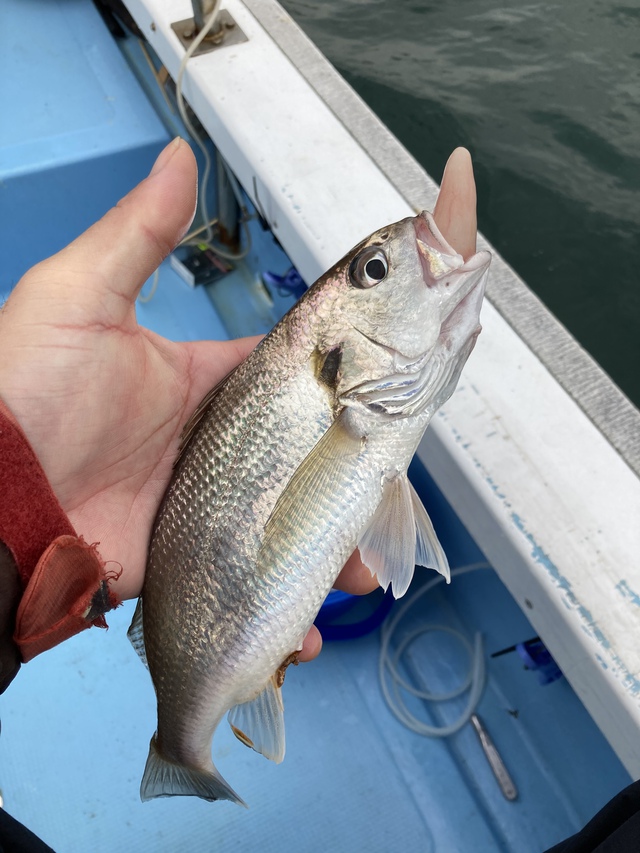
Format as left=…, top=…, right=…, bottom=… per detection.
left=317, top=211, right=490, bottom=410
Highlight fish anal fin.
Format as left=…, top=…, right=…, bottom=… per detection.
left=410, top=482, right=451, bottom=583
left=127, top=597, right=148, bottom=669
left=140, top=735, right=246, bottom=807
left=358, top=472, right=416, bottom=599
left=228, top=675, right=286, bottom=764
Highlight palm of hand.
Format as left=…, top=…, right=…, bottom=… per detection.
left=0, top=140, right=252, bottom=601
left=0, top=268, right=250, bottom=600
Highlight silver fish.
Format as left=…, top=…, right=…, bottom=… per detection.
left=129, top=211, right=491, bottom=806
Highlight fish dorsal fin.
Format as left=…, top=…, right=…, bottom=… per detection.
left=127, top=597, right=149, bottom=669
left=263, top=411, right=364, bottom=547
left=228, top=675, right=286, bottom=763
left=358, top=472, right=416, bottom=599
left=410, top=482, right=451, bottom=583
left=175, top=367, right=238, bottom=468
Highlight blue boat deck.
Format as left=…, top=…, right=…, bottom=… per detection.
left=0, top=2, right=631, bottom=850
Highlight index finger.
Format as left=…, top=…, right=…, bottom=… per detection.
left=334, top=550, right=379, bottom=596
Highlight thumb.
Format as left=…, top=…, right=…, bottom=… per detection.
left=22, top=138, right=197, bottom=318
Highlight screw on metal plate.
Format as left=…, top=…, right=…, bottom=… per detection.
left=171, top=8, right=248, bottom=56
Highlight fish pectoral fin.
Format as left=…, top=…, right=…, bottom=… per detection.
left=410, top=481, right=450, bottom=583
left=127, top=598, right=149, bottom=670
left=228, top=675, right=286, bottom=764
left=358, top=472, right=417, bottom=599
left=263, top=412, right=363, bottom=546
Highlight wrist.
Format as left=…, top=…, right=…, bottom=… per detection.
left=0, top=396, right=120, bottom=670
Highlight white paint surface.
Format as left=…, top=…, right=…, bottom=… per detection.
left=420, top=299, right=640, bottom=775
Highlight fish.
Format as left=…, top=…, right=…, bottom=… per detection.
left=128, top=207, right=491, bottom=807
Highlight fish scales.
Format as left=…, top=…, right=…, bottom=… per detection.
left=132, top=211, right=491, bottom=805
left=143, top=328, right=336, bottom=750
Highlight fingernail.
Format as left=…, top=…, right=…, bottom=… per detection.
left=149, top=137, right=183, bottom=177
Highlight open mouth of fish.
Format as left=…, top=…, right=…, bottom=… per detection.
left=414, top=211, right=490, bottom=328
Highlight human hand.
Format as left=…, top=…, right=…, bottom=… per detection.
left=0, top=139, right=383, bottom=663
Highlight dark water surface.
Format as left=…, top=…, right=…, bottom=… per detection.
left=282, top=0, right=640, bottom=407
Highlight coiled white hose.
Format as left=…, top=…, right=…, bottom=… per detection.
left=379, top=563, right=490, bottom=737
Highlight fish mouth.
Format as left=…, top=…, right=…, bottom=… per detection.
left=413, top=212, right=464, bottom=279
left=414, top=211, right=491, bottom=322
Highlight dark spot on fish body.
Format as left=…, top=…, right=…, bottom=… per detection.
left=318, top=346, right=343, bottom=390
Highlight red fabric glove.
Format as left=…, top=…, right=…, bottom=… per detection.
left=0, top=398, right=120, bottom=678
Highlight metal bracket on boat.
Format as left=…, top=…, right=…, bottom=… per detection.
left=171, top=7, right=248, bottom=56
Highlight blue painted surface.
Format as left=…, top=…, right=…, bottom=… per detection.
left=0, top=0, right=169, bottom=289
left=0, top=6, right=633, bottom=852
left=617, top=580, right=640, bottom=609
left=136, top=264, right=230, bottom=344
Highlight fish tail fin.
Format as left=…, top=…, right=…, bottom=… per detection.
left=140, top=735, right=247, bottom=807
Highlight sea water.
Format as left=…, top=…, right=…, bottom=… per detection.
left=283, top=0, right=640, bottom=407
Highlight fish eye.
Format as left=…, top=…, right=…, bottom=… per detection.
left=349, top=247, right=389, bottom=289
